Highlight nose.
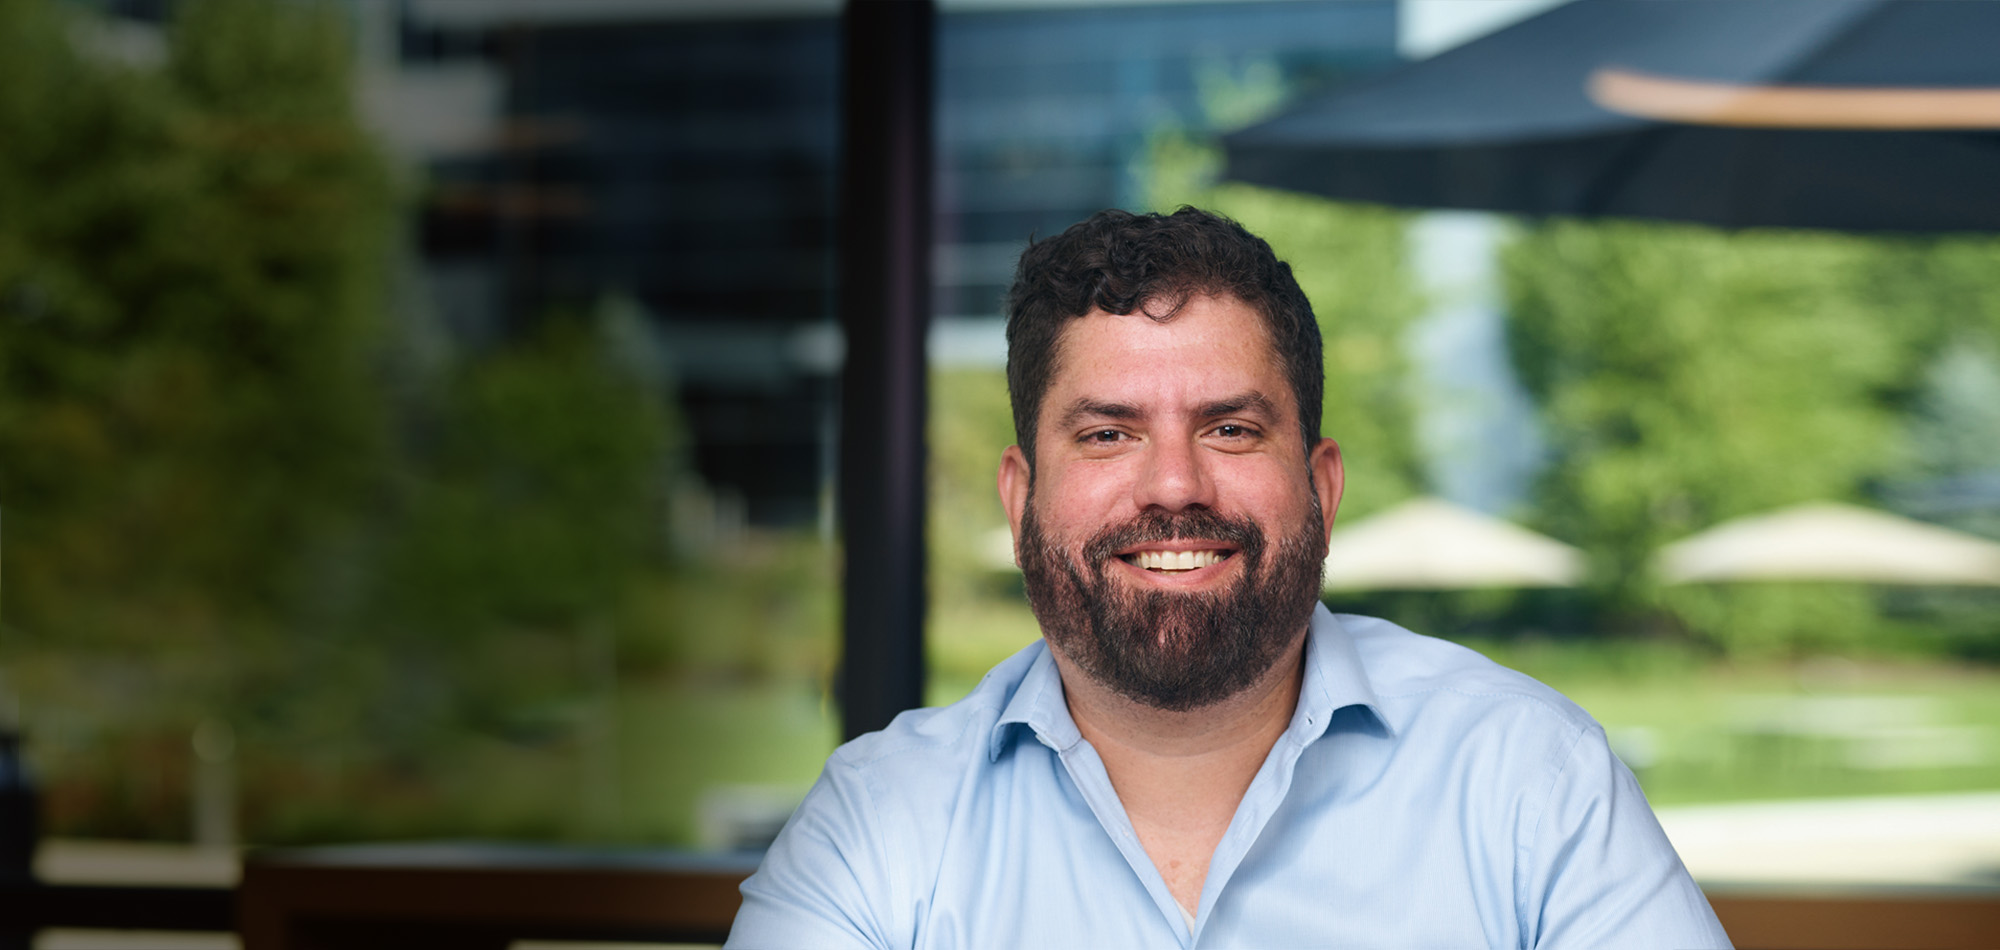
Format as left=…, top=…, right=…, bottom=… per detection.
left=1132, top=434, right=1217, bottom=512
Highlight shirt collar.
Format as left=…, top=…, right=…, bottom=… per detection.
left=990, top=642, right=1079, bottom=761
left=1292, top=603, right=1392, bottom=743
left=988, top=604, right=1389, bottom=761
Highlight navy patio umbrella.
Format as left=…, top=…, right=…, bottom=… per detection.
left=1223, top=0, right=2000, bottom=233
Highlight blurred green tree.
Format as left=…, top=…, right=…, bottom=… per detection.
left=928, top=367, right=1016, bottom=610
left=377, top=321, right=669, bottom=641
left=1904, top=338, right=2000, bottom=486
left=0, top=0, right=709, bottom=843
left=0, top=0, right=391, bottom=652
left=1501, top=220, right=1966, bottom=654
left=0, top=0, right=395, bottom=836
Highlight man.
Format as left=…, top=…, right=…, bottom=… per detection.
left=727, top=208, right=1730, bottom=949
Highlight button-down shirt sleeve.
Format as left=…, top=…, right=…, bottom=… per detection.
left=1519, top=722, right=1731, bottom=949
left=727, top=753, right=895, bottom=950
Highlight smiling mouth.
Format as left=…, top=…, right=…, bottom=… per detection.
left=1119, top=549, right=1235, bottom=574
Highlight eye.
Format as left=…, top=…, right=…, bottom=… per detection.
left=1211, top=423, right=1258, bottom=439
left=1081, top=428, right=1128, bottom=444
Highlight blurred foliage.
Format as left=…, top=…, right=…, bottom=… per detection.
left=1902, top=337, right=2000, bottom=484
left=0, top=0, right=391, bottom=647
left=13, top=1, right=2000, bottom=846
left=1890, top=333, right=2000, bottom=545
left=928, top=368, right=1016, bottom=610
left=1, top=0, right=839, bottom=845
left=1503, top=220, right=2000, bottom=655
left=925, top=366, right=1041, bottom=689
left=373, top=318, right=670, bottom=640
left=0, top=0, right=399, bottom=840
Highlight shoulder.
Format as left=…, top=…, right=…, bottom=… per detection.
left=822, top=639, right=1043, bottom=793
left=729, top=643, right=1049, bottom=948
left=1334, top=612, right=1598, bottom=741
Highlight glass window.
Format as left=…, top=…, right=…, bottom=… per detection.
left=6, top=0, right=842, bottom=872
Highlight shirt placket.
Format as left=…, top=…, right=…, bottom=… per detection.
left=1045, top=731, right=1201, bottom=948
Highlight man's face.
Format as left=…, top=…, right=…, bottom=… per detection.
left=998, top=294, right=1343, bottom=712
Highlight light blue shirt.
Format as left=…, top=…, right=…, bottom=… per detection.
left=728, top=606, right=1731, bottom=949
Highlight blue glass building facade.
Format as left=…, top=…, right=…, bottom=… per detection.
left=396, top=0, right=1400, bottom=526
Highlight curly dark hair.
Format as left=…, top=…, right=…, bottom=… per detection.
left=1004, top=206, right=1323, bottom=470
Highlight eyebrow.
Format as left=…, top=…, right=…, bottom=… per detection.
left=1056, top=399, right=1142, bottom=430
left=1054, top=391, right=1280, bottom=430
left=1198, top=391, right=1278, bottom=422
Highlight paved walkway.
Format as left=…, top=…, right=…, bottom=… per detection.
left=1657, top=791, right=2000, bottom=887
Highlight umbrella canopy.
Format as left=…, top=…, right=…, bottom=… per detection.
left=1322, top=497, right=1583, bottom=591
left=1225, top=0, right=2000, bottom=233
left=1656, top=501, right=2000, bottom=585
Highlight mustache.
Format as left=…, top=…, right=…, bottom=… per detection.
left=1079, top=507, right=1265, bottom=569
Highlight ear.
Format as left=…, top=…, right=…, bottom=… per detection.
left=1309, top=437, right=1344, bottom=539
left=998, top=444, right=1032, bottom=565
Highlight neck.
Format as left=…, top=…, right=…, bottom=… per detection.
left=1051, top=630, right=1308, bottom=762
left=1049, top=629, right=1310, bottom=918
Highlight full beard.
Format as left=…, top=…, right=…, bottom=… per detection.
left=1016, top=491, right=1328, bottom=712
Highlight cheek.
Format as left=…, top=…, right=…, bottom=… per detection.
left=1031, top=460, right=1121, bottom=514
left=1027, top=490, right=1094, bottom=546
left=1231, top=463, right=1318, bottom=523
left=1027, top=488, right=1127, bottom=559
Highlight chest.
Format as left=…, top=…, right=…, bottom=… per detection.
left=905, top=741, right=1520, bottom=949
left=1128, top=807, right=1232, bottom=916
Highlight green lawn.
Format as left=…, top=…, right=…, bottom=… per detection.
left=1528, top=656, right=2000, bottom=805
left=923, top=599, right=2000, bottom=807
left=239, top=600, right=2000, bottom=849
left=603, top=602, right=1046, bottom=849
left=613, top=679, right=839, bottom=846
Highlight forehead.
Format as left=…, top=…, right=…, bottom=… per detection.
left=1041, top=294, right=1290, bottom=421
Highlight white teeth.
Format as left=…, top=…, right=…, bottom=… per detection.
left=1133, top=549, right=1226, bottom=571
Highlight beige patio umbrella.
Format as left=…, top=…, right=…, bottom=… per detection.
left=1656, top=501, right=2000, bottom=586
left=1322, top=497, right=1584, bottom=592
